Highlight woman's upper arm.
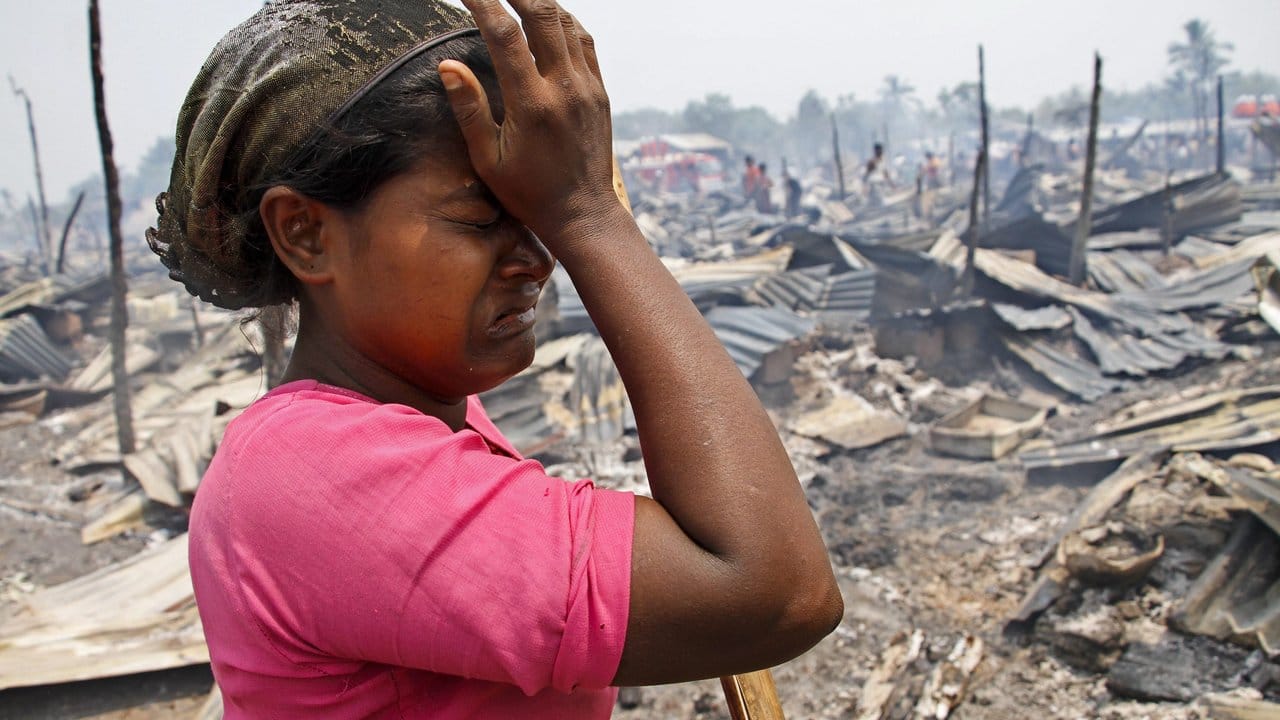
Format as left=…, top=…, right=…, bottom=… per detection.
left=612, top=495, right=844, bottom=687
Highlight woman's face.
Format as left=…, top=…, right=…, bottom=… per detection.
left=320, top=145, right=555, bottom=403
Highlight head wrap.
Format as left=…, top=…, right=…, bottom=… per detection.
left=149, top=0, right=478, bottom=309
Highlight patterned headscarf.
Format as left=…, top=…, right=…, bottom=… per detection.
left=149, top=0, right=478, bottom=310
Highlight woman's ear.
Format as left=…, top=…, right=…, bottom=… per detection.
left=260, top=186, right=333, bottom=286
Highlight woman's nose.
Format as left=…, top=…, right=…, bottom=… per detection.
left=498, top=226, right=555, bottom=283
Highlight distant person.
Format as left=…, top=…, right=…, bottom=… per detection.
left=784, top=170, right=803, bottom=219
left=921, top=152, right=942, bottom=189
left=863, top=143, right=894, bottom=206
left=755, top=162, right=776, bottom=213
left=743, top=155, right=761, bottom=202
left=1066, top=138, right=1080, bottom=162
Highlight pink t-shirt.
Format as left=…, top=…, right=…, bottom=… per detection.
left=189, top=380, right=635, bottom=718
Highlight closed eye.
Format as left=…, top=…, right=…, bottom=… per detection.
left=467, top=216, right=502, bottom=230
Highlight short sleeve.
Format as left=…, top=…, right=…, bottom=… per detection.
left=223, top=395, right=634, bottom=696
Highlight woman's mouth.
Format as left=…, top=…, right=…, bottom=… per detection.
left=488, top=304, right=537, bottom=339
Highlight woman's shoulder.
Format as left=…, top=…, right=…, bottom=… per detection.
left=229, top=379, right=450, bottom=441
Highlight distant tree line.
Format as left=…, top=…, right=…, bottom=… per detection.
left=614, top=19, right=1275, bottom=174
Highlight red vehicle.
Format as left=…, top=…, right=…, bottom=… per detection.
left=1233, top=94, right=1280, bottom=118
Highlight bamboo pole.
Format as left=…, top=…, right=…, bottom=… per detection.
left=612, top=158, right=786, bottom=720
left=1068, top=53, right=1103, bottom=287
left=89, top=0, right=136, bottom=456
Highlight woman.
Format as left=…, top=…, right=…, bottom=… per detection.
left=150, top=1, right=842, bottom=717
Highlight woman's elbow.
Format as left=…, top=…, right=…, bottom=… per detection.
left=762, top=571, right=844, bottom=659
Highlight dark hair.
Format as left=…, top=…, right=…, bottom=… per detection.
left=224, top=33, right=496, bottom=309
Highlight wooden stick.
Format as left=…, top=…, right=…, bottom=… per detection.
left=611, top=158, right=787, bottom=720
left=721, top=670, right=786, bottom=720
left=1068, top=52, right=1102, bottom=286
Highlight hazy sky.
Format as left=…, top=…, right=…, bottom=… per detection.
left=2, top=0, right=1278, bottom=202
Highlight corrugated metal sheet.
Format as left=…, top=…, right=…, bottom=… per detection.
left=1092, top=172, right=1244, bottom=238
left=977, top=248, right=1193, bottom=336
left=1123, top=258, right=1259, bottom=313
left=992, top=303, right=1072, bottom=331
left=1020, top=386, right=1280, bottom=473
left=478, top=371, right=561, bottom=455
left=999, top=330, right=1124, bottom=402
left=1067, top=307, right=1229, bottom=377
left=0, top=314, right=73, bottom=381
left=568, top=335, right=633, bottom=444
left=1088, top=250, right=1169, bottom=293
left=549, top=247, right=797, bottom=337
left=0, top=273, right=110, bottom=318
left=705, top=305, right=817, bottom=379
left=1168, top=454, right=1280, bottom=658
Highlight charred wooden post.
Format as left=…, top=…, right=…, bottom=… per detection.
left=56, top=191, right=86, bottom=275
left=1020, top=113, right=1034, bottom=167
left=978, top=45, right=991, bottom=228
left=1216, top=75, right=1225, bottom=175
left=25, top=198, right=43, bottom=267
left=10, top=78, right=53, bottom=275
left=89, top=0, right=136, bottom=456
left=1069, top=53, right=1103, bottom=287
left=831, top=114, right=846, bottom=201
left=948, top=132, right=955, bottom=187
left=961, top=149, right=986, bottom=297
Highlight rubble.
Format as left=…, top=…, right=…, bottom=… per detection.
left=3, top=134, right=1280, bottom=719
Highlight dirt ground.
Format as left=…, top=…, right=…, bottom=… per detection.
left=1, top=335, right=1277, bottom=719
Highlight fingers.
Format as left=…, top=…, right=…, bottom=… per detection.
left=506, top=0, right=570, bottom=76
left=459, top=0, right=536, bottom=100
left=559, top=9, right=588, bottom=74
left=570, top=13, right=603, bottom=82
left=438, top=60, right=501, bottom=173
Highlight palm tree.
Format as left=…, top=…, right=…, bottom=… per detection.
left=1168, top=19, right=1233, bottom=157
left=879, top=75, right=918, bottom=150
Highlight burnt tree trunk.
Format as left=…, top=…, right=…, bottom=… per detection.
left=89, top=0, right=135, bottom=456
left=10, top=78, right=53, bottom=275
